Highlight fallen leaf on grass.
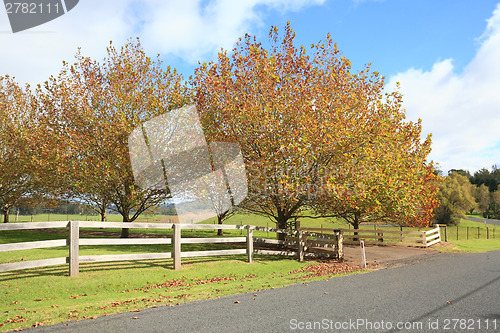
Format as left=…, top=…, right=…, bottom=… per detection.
left=290, top=262, right=357, bottom=279
left=5, top=315, right=27, bottom=323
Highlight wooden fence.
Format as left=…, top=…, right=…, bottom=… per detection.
left=0, top=221, right=343, bottom=277
left=299, top=225, right=441, bottom=247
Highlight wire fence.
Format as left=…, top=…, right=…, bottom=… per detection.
left=441, top=225, right=497, bottom=241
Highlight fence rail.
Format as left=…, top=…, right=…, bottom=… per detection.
left=299, top=225, right=441, bottom=247
left=0, top=221, right=342, bottom=277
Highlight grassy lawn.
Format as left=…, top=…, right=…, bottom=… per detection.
left=434, top=239, right=500, bottom=253
left=0, top=255, right=360, bottom=332
left=433, top=218, right=500, bottom=253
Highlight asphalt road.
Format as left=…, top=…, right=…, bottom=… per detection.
left=28, top=251, right=500, bottom=333
left=466, top=216, right=500, bottom=227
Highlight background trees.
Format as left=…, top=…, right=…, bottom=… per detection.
left=434, top=171, right=479, bottom=224
left=470, top=166, right=500, bottom=192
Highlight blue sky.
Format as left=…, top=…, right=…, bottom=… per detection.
left=1, top=0, right=500, bottom=174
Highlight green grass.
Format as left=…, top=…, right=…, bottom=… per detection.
left=0, top=256, right=359, bottom=332
left=2, top=213, right=163, bottom=223
left=433, top=218, right=500, bottom=253
left=434, top=239, right=500, bottom=253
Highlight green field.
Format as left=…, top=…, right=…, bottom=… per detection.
left=435, top=239, right=500, bottom=253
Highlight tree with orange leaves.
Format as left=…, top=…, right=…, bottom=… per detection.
left=41, top=39, right=188, bottom=236
left=314, top=88, right=439, bottom=229
left=0, top=76, right=41, bottom=222
left=193, top=23, right=437, bottom=234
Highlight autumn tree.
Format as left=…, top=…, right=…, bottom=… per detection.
left=193, top=23, right=431, bottom=235
left=42, top=39, right=188, bottom=236
left=313, top=86, right=439, bottom=229
left=0, top=76, right=40, bottom=222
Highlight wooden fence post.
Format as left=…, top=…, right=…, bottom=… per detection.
left=336, top=230, right=343, bottom=260
left=444, top=225, right=448, bottom=242
left=246, top=226, right=253, bottom=263
left=297, top=230, right=304, bottom=262
left=172, top=223, right=181, bottom=270
left=487, top=227, right=490, bottom=240
left=69, top=221, right=79, bottom=277
left=377, top=229, right=383, bottom=243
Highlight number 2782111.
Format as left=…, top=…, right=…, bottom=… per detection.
left=5, top=2, right=61, bottom=14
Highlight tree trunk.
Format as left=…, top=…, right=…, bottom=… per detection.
left=276, top=219, right=288, bottom=241
left=100, top=210, right=106, bottom=222
left=3, top=208, right=9, bottom=223
left=352, top=213, right=360, bottom=242
left=217, top=215, right=224, bottom=236
left=120, top=214, right=130, bottom=238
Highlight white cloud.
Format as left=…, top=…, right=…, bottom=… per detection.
left=387, top=4, right=500, bottom=174
left=0, top=0, right=324, bottom=86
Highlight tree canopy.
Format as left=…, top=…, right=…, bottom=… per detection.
left=0, top=76, right=42, bottom=222
left=40, top=39, right=188, bottom=236
left=1, top=27, right=443, bottom=232
left=193, top=23, right=438, bottom=231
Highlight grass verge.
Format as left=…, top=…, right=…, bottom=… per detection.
left=434, top=239, right=500, bottom=253
left=0, top=256, right=360, bottom=332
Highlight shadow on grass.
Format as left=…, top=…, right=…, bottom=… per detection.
left=0, top=253, right=299, bottom=282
